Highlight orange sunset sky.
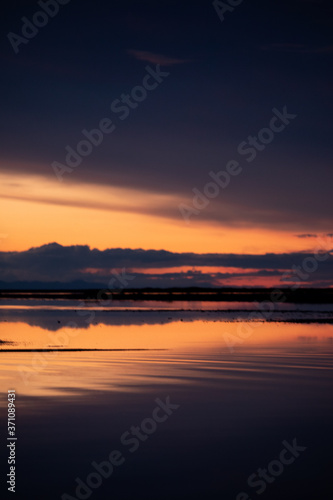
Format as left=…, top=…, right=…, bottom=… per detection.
left=1, top=0, right=332, bottom=288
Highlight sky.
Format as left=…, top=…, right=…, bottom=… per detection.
left=0, top=0, right=332, bottom=287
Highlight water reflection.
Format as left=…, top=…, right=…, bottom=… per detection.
left=0, top=307, right=332, bottom=499
left=1, top=317, right=333, bottom=352
left=0, top=317, right=333, bottom=400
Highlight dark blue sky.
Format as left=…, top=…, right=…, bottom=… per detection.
left=1, top=0, right=332, bottom=286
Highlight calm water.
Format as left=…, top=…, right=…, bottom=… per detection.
left=0, top=301, right=332, bottom=499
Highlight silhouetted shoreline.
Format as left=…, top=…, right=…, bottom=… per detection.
left=0, top=348, right=167, bottom=353
left=0, top=287, right=332, bottom=303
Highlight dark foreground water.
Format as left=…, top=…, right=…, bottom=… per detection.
left=0, top=301, right=332, bottom=499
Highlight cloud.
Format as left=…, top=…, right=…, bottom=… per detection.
left=0, top=0, right=332, bottom=239
left=126, top=49, right=190, bottom=66
left=0, top=243, right=332, bottom=287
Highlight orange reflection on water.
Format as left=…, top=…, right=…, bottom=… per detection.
left=1, top=320, right=333, bottom=402
left=1, top=320, right=333, bottom=352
